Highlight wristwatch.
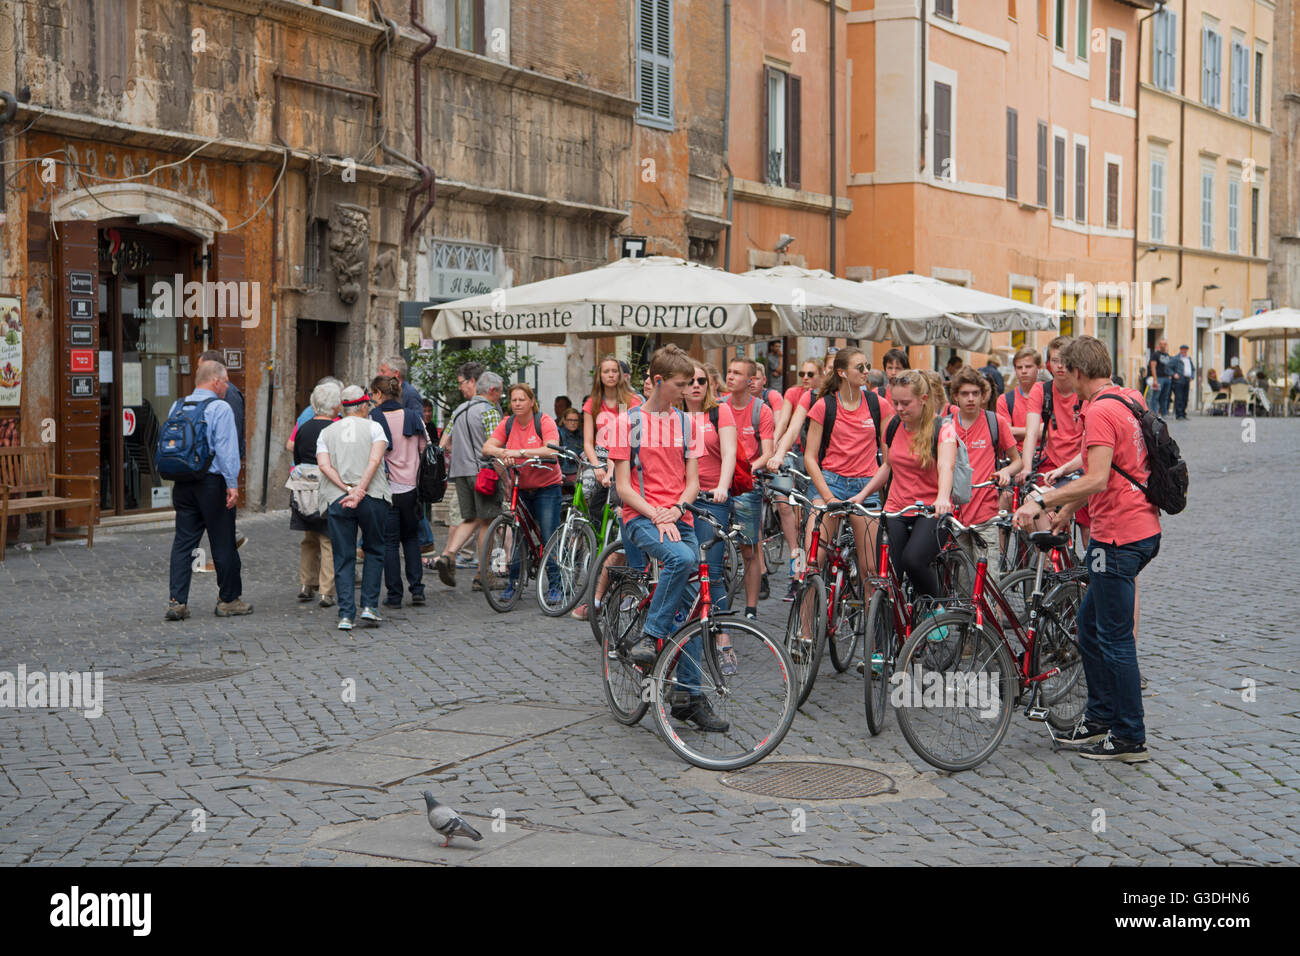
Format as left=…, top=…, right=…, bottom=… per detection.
left=1028, top=489, right=1046, bottom=509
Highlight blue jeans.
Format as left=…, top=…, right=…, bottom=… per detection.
left=327, top=495, right=388, bottom=619
left=624, top=515, right=703, bottom=694
left=1077, top=534, right=1161, bottom=744
left=1155, top=377, right=1172, bottom=417
left=384, top=489, right=425, bottom=603
left=417, top=514, right=435, bottom=548
left=517, top=484, right=562, bottom=590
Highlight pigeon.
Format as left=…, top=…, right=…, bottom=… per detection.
left=423, top=791, right=483, bottom=847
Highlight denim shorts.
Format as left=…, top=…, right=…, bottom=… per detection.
left=820, top=468, right=880, bottom=507
left=731, top=489, right=762, bottom=546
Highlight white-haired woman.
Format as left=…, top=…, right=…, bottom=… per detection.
left=291, top=381, right=341, bottom=607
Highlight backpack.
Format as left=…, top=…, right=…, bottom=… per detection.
left=708, top=406, right=754, bottom=494
left=627, top=406, right=689, bottom=498
left=885, top=414, right=972, bottom=505
left=156, top=398, right=218, bottom=481
left=817, top=390, right=883, bottom=468
left=503, top=413, right=542, bottom=442
left=1005, top=387, right=1016, bottom=419
left=1093, top=393, right=1189, bottom=515
left=416, top=433, right=448, bottom=505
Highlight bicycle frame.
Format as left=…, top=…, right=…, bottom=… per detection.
left=962, top=550, right=1067, bottom=694
left=502, top=469, right=546, bottom=566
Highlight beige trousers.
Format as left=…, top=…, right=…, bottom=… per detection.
left=299, top=531, right=336, bottom=597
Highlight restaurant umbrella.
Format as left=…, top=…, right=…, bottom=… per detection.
left=1218, top=308, right=1300, bottom=409
left=860, top=272, right=1058, bottom=333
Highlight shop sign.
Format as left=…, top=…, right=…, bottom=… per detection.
left=71, top=298, right=93, bottom=319
left=70, top=350, right=95, bottom=373
left=0, top=298, right=20, bottom=406
left=70, top=324, right=94, bottom=346
left=123, top=408, right=137, bottom=437
left=70, top=376, right=94, bottom=398
left=70, top=273, right=94, bottom=296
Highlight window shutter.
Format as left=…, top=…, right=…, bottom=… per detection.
left=1053, top=135, right=1065, bottom=217
left=1006, top=108, right=1018, bottom=201
left=1150, top=160, right=1164, bottom=241
left=786, top=73, right=801, bottom=190
left=636, top=0, right=673, bottom=127
left=1255, top=51, right=1264, bottom=122
left=638, top=1, right=655, bottom=117
left=1106, top=162, right=1119, bottom=228
left=1201, top=28, right=1210, bottom=103
left=1074, top=143, right=1086, bottom=223
left=933, top=81, right=952, bottom=180
left=1036, top=121, right=1048, bottom=206
left=474, top=0, right=485, bottom=55
left=655, top=0, right=672, bottom=123
left=762, top=64, right=773, bottom=184
left=1108, top=37, right=1122, bottom=104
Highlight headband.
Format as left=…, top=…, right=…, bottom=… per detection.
left=341, top=396, right=370, bottom=407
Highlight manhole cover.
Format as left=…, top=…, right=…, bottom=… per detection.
left=120, top=664, right=249, bottom=685
left=719, top=761, right=895, bottom=800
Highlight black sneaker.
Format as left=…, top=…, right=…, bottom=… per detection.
left=631, top=636, right=659, bottom=669
left=1054, top=719, right=1111, bottom=748
left=1078, top=734, right=1149, bottom=763
left=783, top=580, right=799, bottom=603
left=411, top=592, right=426, bottom=606
left=744, top=610, right=757, bottom=622
left=758, top=574, right=770, bottom=600
left=671, top=695, right=730, bottom=733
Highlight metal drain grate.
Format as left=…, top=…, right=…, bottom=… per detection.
left=120, top=664, right=249, bottom=685
left=719, top=761, right=895, bottom=800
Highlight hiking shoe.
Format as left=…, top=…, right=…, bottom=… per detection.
left=164, top=600, right=190, bottom=621
left=359, top=607, right=383, bottom=626
left=571, top=603, right=590, bottom=621
left=671, top=695, right=730, bottom=733
left=411, top=592, right=426, bottom=607
left=432, top=554, right=456, bottom=587
left=471, top=578, right=483, bottom=592
left=758, top=574, right=770, bottom=600
left=783, top=581, right=799, bottom=602
left=319, top=595, right=336, bottom=608
left=337, top=617, right=353, bottom=631
left=1077, top=734, right=1149, bottom=763
left=235, top=535, right=248, bottom=550
left=297, top=586, right=314, bottom=602
left=631, top=636, right=659, bottom=668
left=215, top=599, right=253, bottom=617
left=1054, top=719, right=1111, bottom=748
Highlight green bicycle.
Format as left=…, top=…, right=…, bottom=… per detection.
left=540, top=445, right=620, bottom=617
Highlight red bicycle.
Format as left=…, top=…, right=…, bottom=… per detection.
left=480, top=459, right=555, bottom=613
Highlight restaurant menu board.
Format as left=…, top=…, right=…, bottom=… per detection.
left=0, top=298, right=21, bottom=406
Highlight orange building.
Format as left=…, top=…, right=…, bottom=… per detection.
left=846, top=0, right=1156, bottom=379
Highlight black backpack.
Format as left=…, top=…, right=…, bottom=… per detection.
left=818, top=390, right=883, bottom=467
left=416, top=430, right=448, bottom=505
left=503, top=413, right=542, bottom=442
left=1093, top=393, right=1188, bottom=515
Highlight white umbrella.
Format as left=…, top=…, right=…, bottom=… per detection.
left=887, top=312, right=991, bottom=352
left=423, top=256, right=848, bottom=345
left=1217, top=308, right=1300, bottom=340
left=862, top=273, right=1058, bottom=333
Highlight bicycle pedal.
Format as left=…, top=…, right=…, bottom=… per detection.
left=1024, top=706, right=1050, bottom=722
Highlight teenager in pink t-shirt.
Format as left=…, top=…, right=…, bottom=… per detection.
left=948, top=367, right=1020, bottom=566
left=1013, top=336, right=1160, bottom=763
left=724, top=356, right=775, bottom=616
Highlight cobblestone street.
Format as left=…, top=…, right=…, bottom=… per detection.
left=1, top=418, right=1297, bottom=866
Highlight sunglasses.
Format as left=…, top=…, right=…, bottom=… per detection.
left=800, top=370, right=816, bottom=378
left=691, top=376, right=708, bottom=386
left=853, top=364, right=868, bottom=373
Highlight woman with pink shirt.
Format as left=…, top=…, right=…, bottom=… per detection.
left=369, top=375, right=430, bottom=607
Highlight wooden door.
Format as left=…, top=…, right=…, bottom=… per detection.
left=56, top=221, right=100, bottom=528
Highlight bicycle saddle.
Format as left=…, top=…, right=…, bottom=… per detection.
left=1028, top=531, right=1070, bottom=551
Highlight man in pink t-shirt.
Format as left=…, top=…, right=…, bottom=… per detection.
left=1013, top=336, right=1160, bottom=764
left=726, top=357, right=775, bottom=615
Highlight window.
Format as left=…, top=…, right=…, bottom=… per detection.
left=1152, top=8, right=1177, bottom=92
left=1229, top=38, right=1249, bottom=118
left=1074, top=142, right=1087, bottom=223
left=1228, top=178, right=1240, bottom=253
left=1202, top=25, right=1222, bottom=109
left=1054, top=0, right=1065, bottom=51
left=935, top=0, right=954, bottom=19
left=1108, top=36, right=1123, bottom=104
left=1006, top=108, right=1018, bottom=200
left=1077, top=1, right=1089, bottom=62
left=304, top=218, right=327, bottom=286
left=1201, top=167, right=1215, bottom=249
left=763, top=67, right=801, bottom=188
left=934, top=81, right=953, bottom=181
left=1149, top=156, right=1165, bottom=242
left=1053, top=135, right=1066, bottom=218
left=1106, top=161, right=1120, bottom=229
left=448, top=0, right=485, bottom=54
left=1038, top=0, right=1047, bottom=38
left=1037, top=122, right=1048, bottom=206
left=1254, top=50, right=1265, bottom=123
left=1251, top=186, right=1260, bottom=256
left=637, top=0, right=673, bottom=129
left=1009, top=0, right=1016, bottom=19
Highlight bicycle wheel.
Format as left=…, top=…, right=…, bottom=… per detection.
left=784, top=573, right=827, bottom=708
left=587, top=539, right=627, bottom=646
left=721, top=534, right=744, bottom=607
left=601, top=577, right=651, bottom=726
left=648, top=616, right=797, bottom=771
left=761, top=504, right=786, bottom=572
left=537, top=517, right=597, bottom=617
left=481, top=515, right=527, bottom=613
left=995, top=569, right=1036, bottom=627
left=1031, top=580, right=1088, bottom=730
left=935, top=544, right=977, bottom=603
left=828, top=564, right=865, bottom=673
left=862, top=588, right=894, bottom=736
left=894, top=612, right=1017, bottom=772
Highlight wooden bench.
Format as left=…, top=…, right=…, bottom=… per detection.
left=0, top=445, right=99, bottom=560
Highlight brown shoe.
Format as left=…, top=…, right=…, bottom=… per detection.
left=215, top=599, right=254, bottom=617
left=432, top=554, right=456, bottom=587
left=165, top=600, right=190, bottom=621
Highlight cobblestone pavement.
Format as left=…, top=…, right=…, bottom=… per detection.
left=1, top=418, right=1297, bottom=866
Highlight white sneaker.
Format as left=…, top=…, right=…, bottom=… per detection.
left=360, top=607, right=383, bottom=626
left=338, top=617, right=354, bottom=631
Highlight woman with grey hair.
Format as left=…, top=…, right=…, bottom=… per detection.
left=290, top=381, right=341, bottom=607
left=317, top=385, right=392, bottom=630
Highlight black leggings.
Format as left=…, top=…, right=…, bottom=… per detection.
left=884, top=515, right=947, bottom=600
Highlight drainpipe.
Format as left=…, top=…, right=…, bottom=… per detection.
left=919, top=0, right=927, bottom=175
left=723, top=0, right=734, bottom=273
left=1176, top=0, right=1186, bottom=291
left=404, top=0, right=438, bottom=242
left=829, top=0, right=836, bottom=275
left=1133, top=3, right=1162, bottom=385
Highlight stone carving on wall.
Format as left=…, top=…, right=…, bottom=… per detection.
left=328, top=203, right=370, bottom=305
left=371, top=247, right=398, bottom=290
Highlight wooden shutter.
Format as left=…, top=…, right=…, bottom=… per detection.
left=786, top=73, right=801, bottom=190
left=933, top=82, right=951, bottom=180
left=1006, top=108, right=1018, bottom=200
left=637, top=1, right=655, bottom=118
left=210, top=233, right=247, bottom=498
left=1106, top=162, right=1120, bottom=228
left=1074, top=143, right=1086, bottom=223
left=1108, top=37, right=1123, bottom=104
left=474, top=0, right=485, bottom=55
left=636, top=0, right=672, bottom=126
left=762, top=65, right=773, bottom=184
left=1255, top=51, right=1264, bottom=122
left=1036, top=121, right=1048, bottom=206
left=55, top=220, right=100, bottom=528
left=1053, top=135, right=1065, bottom=217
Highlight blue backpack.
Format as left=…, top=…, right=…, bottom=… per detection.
left=156, top=398, right=218, bottom=480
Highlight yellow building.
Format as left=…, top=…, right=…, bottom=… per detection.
left=1135, top=0, right=1273, bottom=404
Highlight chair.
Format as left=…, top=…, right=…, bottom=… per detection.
left=1228, top=383, right=1251, bottom=416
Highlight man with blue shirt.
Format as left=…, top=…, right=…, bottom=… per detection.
left=165, top=360, right=253, bottom=621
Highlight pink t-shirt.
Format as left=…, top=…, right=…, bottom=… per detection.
left=884, top=417, right=958, bottom=512
left=1028, top=380, right=1084, bottom=469
left=997, top=383, right=1035, bottom=452
left=583, top=393, right=642, bottom=449
left=760, top=388, right=784, bottom=413
left=807, top=392, right=896, bottom=478
left=1081, top=386, right=1161, bottom=546
left=727, top=397, right=774, bottom=465
left=783, top=386, right=810, bottom=410
left=379, top=408, right=429, bottom=493
left=490, top=413, right=562, bottom=490
left=607, top=408, right=700, bottom=526
left=691, top=403, right=735, bottom=490
left=951, top=410, right=1017, bottom=524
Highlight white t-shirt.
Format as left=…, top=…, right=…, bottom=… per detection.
left=318, top=418, right=391, bottom=503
